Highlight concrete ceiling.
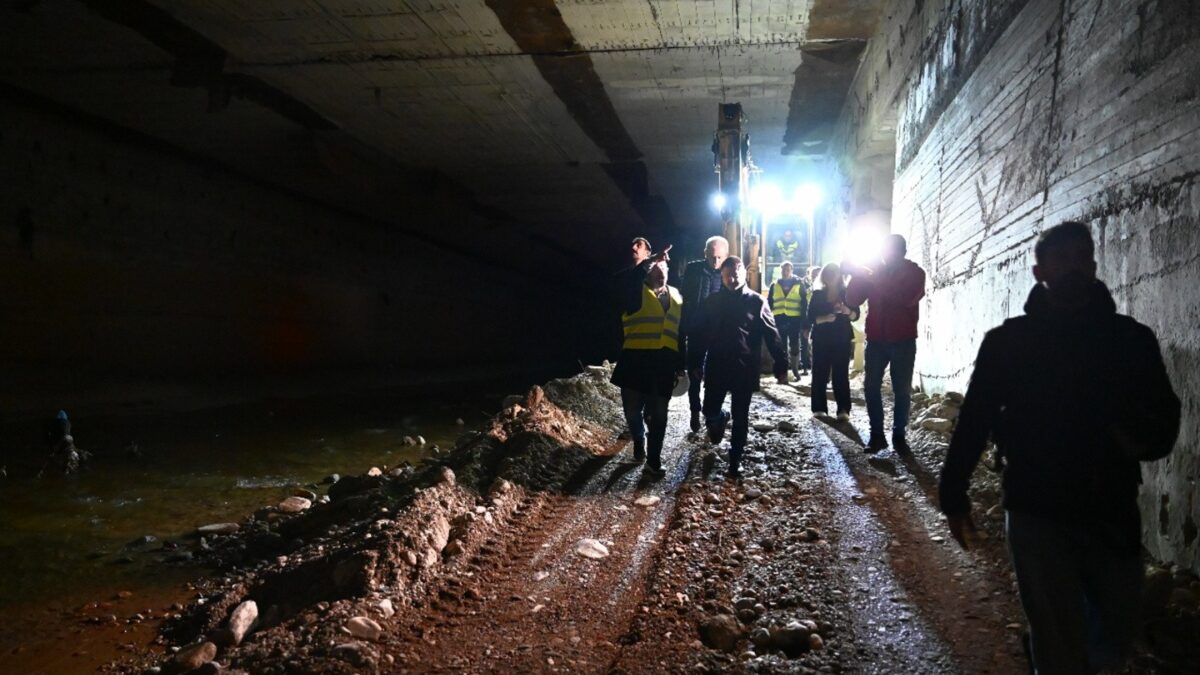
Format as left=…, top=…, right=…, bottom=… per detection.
left=1, top=0, right=881, bottom=272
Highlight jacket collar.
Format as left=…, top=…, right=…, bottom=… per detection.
left=1023, top=280, right=1117, bottom=320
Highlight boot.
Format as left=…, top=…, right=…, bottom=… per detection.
left=690, top=410, right=701, bottom=432
left=707, top=411, right=730, bottom=444
left=892, top=431, right=912, bottom=456
left=632, top=438, right=646, bottom=463
left=726, top=451, right=742, bottom=480
left=866, top=432, right=888, bottom=453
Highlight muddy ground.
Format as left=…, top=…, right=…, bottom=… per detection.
left=75, top=367, right=1200, bottom=674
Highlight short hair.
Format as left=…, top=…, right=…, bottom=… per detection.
left=705, top=235, right=728, bottom=253
left=781, top=261, right=793, bottom=270
left=887, top=234, right=907, bottom=255
left=632, top=236, right=650, bottom=249
left=1035, top=221, right=1094, bottom=263
left=720, top=255, right=744, bottom=270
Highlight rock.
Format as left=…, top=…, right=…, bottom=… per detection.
left=699, top=614, right=743, bottom=652
left=192, top=663, right=222, bottom=675
left=533, top=571, right=550, bottom=582
left=808, top=633, right=825, bottom=650
left=196, top=523, right=239, bottom=536
left=489, top=477, right=513, bottom=496
left=920, top=418, right=954, bottom=432
left=455, top=418, right=465, bottom=426
left=322, top=473, right=340, bottom=485
left=945, top=391, right=965, bottom=404
left=444, top=540, right=465, bottom=557
left=737, top=608, right=757, bottom=624
left=634, top=495, right=661, bottom=507
left=867, top=457, right=898, bottom=476
left=750, top=627, right=772, bottom=648
left=574, top=538, right=609, bottom=559
left=367, top=466, right=383, bottom=477
left=171, top=641, right=216, bottom=673
left=345, top=616, right=383, bottom=641
left=743, top=487, right=762, bottom=500
left=402, top=436, right=416, bottom=446
left=777, top=420, right=798, bottom=433
left=277, top=496, right=311, bottom=514
left=293, top=488, right=317, bottom=501
left=1143, top=566, right=1174, bottom=616
left=751, top=421, right=775, bottom=432
left=932, top=403, right=960, bottom=420
left=771, top=621, right=811, bottom=656
left=435, top=466, right=456, bottom=487
left=502, top=394, right=524, bottom=409
left=376, top=598, right=395, bottom=619
left=227, top=600, right=258, bottom=645
left=416, top=435, right=426, bottom=446
left=703, top=492, right=721, bottom=505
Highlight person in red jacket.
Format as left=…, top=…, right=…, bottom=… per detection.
left=845, top=235, right=927, bottom=453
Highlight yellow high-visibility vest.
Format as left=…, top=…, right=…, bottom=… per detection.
left=776, top=240, right=798, bottom=259
left=622, top=285, right=682, bottom=351
left=770, top=280, right=804, bottom=317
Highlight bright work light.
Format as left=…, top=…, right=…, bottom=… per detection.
left=710, top=192, right=727, bottom=211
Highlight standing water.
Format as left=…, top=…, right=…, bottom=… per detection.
left=0, top=380, right=525, bottom=673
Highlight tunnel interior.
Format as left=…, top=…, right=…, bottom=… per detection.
left=1, top=0, right=1198, bottom=673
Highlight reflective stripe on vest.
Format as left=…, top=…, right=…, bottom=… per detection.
left=770, top=281, right=804, bottom=317
left=622, top=285, right=683, bottom=351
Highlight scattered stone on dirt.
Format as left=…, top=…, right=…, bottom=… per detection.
left=226, top=600, right=257, bottom=646
left=699, top=614, right=743, bottom=652
left=277, top=496, right=311, bottom=514
left=575, top=538, right=610, bottom=559
left=634, top=495, right=661, bottom=507
left=345, top=616, right=383, bottom=641
left=196, top=523, right=239, bottom=536
left=170, top=641, right=216, bottom=673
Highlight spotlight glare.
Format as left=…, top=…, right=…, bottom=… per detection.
left=710, top=192, right=727, bottom=211
left=794, top=183, right=823, bottom=215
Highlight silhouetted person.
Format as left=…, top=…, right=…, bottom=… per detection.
left=612, top=246, right=679, bottom=479
left=846, top=234, right=926, bottom=453
left=801, top=265, right=821, bottom=371
left=680, top=236, right=729, bottom=432
left=939, top=222, right=1180, bottom=675
left=691, top=257, right=788, bottom=479
left=806, top=263, right=858, bottom=420
left=768, top=261, right=808, bottom=381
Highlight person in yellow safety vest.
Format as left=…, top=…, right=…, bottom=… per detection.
left=768, top=261, right=809, bottom=381
left=773, top=228, right=800, bottom=264
left=610, top=245, right=683, bottom=479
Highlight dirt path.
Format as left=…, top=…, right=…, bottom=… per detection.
left=373, top=382, right=1027, bottom=673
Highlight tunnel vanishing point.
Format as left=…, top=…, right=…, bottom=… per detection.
left=1, top=1, right=1199, bottom=674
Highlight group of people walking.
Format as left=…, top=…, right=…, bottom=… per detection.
left=612, top=232, right=927, bottom=478
left=610, top=221, right=1181, bottom=675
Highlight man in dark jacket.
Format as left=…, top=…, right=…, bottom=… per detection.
left=846, top=234, right=927, bottom=453
left=938, top=222, right=1180, bottom=675
left=680, top=235, right=729, bottom=431
left=691, top=256, right=789, bottom=479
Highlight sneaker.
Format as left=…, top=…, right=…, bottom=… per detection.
left=725, top=465, right=742, bottom=481
left=791, top=367, right=801, bottom=381
left=812, top=409, right=829, bottom=419
left=644, top=464, right=667, bottom=479
left=836, top=411, right=850, bottom=422
left=892, top=432, right=912, bottom=456
left=632, top=440, right=646, bottom=463
left=866, top=433, right=888, bottom=453
left=690, top=410, right=701, bottom=433
left=707, top=411, right=730, bottom=444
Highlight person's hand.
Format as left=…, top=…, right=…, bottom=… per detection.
left=834, top=301, right=850, bottom=315
left=650, top=244, right=673, bottom=263
left=947, top=513, right=978, bottom=550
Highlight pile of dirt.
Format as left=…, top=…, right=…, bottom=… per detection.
left=120, top=369, right=625, bottom=674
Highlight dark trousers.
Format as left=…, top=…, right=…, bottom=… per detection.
left=1007, top=510, right=1142, bottom=674
left=811, top=337, right=852, bottom=414
left=777, top=316, right=803, bottom=372
left=864, top=339, right=917, bottom=435
left=688, top=369, right=703, bottom=413
left=800, top=329, right=811, bottom=369
left=620, top=388, right=669, bottom=468
left=702, top=383, right=752, bottom=465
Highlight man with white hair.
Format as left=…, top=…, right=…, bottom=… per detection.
left=680, top=235, right=729, bottom=431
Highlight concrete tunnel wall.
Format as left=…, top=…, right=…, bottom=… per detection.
left=840, top=0, right=1200, bottom=571
left=0, top=95, right=605, bottom=411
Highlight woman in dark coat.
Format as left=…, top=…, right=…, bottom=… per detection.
left=806, top=262, right=859, bottom=419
